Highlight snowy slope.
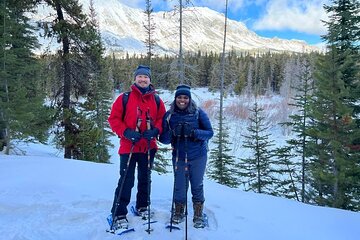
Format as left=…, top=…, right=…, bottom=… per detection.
left=1, top=151, right=359, bottom=240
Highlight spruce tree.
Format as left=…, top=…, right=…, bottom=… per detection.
left=323, top=0, right=360, bottom=146
left=307, top=47, right=359, bottom=210
left=197, top=51, right=213, bottom=87
left=281, top=56, right=314, bottom=202
left=208, top=118, right=238, bottom=187
left=154, top=143, right=171, bottom=174
left=73, top=0, right=113, bottom=163
left=306, top=0, right=360, bottom=211
left=238, top=101, right=275, bottom=194
left=0, top=0, right=53, bottom=154
left=273, top=146, right=300, bottom=200
left=270, top=54, right=285, bottom=94
left=38, top=0, right=108, bottom=159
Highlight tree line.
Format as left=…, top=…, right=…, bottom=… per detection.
left=0, top=0, right=359, bottom=211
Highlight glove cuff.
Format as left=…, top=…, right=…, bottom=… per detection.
left=154, top=128, right=159, bottom=135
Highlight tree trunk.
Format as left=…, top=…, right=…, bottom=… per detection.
left=54, top=1, right=72, bottom=159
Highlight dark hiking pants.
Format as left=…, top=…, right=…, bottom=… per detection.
left=111, top=149, right=156, bottom=217
left=173, top=154, right=207, bottom=204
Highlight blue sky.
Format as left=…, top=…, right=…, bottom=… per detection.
left=119, top=0, right=331, bottom=46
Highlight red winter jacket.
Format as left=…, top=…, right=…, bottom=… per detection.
left=108, top=84, right=166, bottom=154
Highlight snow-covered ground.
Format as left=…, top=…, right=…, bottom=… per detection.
left=1, top=142, right=360, bottom=240
left=1, top=88, right=359, bottom=240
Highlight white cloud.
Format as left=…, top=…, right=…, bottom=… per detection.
left=252, top=0, right=330, bottom=35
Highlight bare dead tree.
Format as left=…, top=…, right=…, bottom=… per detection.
left=144, top=0, right=157, bottom=66
left=218, top=0, right=228, bottom=160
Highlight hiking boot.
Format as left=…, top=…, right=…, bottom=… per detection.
left=193, top=202, right=206, bottom=228
left=112, top=215, right=129, bottom=231
left=172, top=203, right=185, bottom=224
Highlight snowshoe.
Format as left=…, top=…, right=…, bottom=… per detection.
left=165, top=213, right=185, bottom=229
left=193, top=213, right=209, bottom=229
left=165, top=214, right=184, bottom=230
left=130, top=205, right=154, bottom=220
left=172, top=213, right=185, bottom=224
left=165, top=220, right=181, bottom=231
left=106, top=214, right=135, bottom=235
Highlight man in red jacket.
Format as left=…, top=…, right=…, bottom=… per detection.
left=108, top=65, right=166, bottom=233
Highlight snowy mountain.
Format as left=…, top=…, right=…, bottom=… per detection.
left=32, top=0, right=319, bottom=57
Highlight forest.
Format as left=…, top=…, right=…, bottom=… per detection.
left=0, top=0, right=359, bottom=212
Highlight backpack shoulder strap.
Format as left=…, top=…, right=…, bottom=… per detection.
left=154, top=94, right=160, bottom=110
left=122, top=91, right=131, bottom=121
left=122, top=92, right=160, bottom=121
left=166, top=112, right=172, bottom=129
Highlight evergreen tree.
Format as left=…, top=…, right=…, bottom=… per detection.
left=258, top=53, right=272, bottom=94
left=252, top=56, right=266, bottom=95
left=0, top=0, right=53, bottom=154
left=238, top=101, right=275, bottom=194
left=197, top=51, right=213, bottom=87
left=208, top=117, right=238, bottom=187
left=270, top=54, right=284, bottom=94
left=281, top=56, right=314, bottom=202
left=307, top=47, right=359, bottom=210
left=153, top=143, right=171, bottom=174
left=233, top=57, right=247, bottom=95
left=73, top=0, right=113, bottom=163
left=323, top=0, right=360, bottom=145
left=273, top=146, right=300, bottom=200
left=38, top=0, right=107, bottom=159
left=237, top=55, right=254, bottom=96
left=306, top=0, right=360, bottom=211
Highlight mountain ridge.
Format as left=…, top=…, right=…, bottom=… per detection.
left=33, top=0, right=320, bottom=57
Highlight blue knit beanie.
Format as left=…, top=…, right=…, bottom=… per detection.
left=134, top=65, right=151, bottom=81
left=175, top=84, right=191, bottom=98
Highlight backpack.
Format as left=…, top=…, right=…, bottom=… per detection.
left=121, top=91, right=161, bottom=120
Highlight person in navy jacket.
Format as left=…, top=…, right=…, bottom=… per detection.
left=160, top=84, right=213, bottom=228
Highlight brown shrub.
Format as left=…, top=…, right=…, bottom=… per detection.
left=200, top=99, right=218, bottom=119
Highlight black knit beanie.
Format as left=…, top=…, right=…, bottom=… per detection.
left=175, top=84, right=191, bottom=98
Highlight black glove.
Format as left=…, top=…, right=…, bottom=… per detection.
left=172, top=124, right=183, bottom=137
left=124, top=128, right=141, bottom=143
left=182, top=123, right=194, bottom=138
left=143, top=128, right=159, bottom=141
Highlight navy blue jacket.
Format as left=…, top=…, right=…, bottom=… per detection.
left=159, top=100, right=213, bottom=160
